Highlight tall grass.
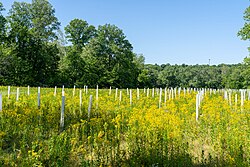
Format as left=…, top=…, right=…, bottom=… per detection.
left=0, top=87, right=249, bottom=166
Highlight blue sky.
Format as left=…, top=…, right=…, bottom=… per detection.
left=2, top=0, right=250, bottom=65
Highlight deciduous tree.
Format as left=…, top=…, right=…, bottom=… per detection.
left=65, top=19, right=96, bottom=51
left=82, top=24, right=138, bottom=88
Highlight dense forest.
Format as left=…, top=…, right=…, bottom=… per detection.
left=0, top=0, right=249, bottom=89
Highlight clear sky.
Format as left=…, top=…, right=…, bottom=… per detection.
left=1, top=0, right=250, bottom=65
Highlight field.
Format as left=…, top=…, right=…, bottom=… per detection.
left=0, top=86, right=249, bottom=167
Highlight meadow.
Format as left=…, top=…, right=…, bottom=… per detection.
left=0, top=86, right=249, bottom=167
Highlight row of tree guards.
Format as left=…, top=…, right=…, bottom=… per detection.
left=0, top=86, right=250, bottom=129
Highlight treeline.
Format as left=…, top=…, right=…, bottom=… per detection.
left=0, top=1, right=249, bottom=89
left=140, top=63, right=246, bottom=89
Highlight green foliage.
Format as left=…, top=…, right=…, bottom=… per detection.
left=59, top=46, right=86, bottom=87
left=0, top=2, right=6, bottom=42
left=242, top=57, right=250, bottom=87
left=81, top=24, right=139, bottom=88
left=238, top=6, right=250, bottom=41
left=148, top=64, right=244, bottom=89
left=238, top=5, right=250, bottom=88
left=0, top=0, right=60, bottom=86
left=143, top=64, right=162, bottom=87
left=30, top=0, right=60, bottom=41
left=65, top=19, right=96, bottom=51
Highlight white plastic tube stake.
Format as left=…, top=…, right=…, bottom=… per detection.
left=88, top=95, right=93, bottom=120
left=119, top=91, right=122, bottom=103
left=164, top=88, right=167, bottom=104
left=16, top=88, right=19, bottom=101
left=196, top=93, right=199, bottom=121
left=80, top=90, right=82, bottom=107
left=152, top=88, right=154, bottom=98
left=73, top=85, right=76, bottom=96
left=8, top=86, right=10, bottom=99
left=115, top=88, right=118, bottom=100
left=28, top=85, right=30, bottom=95
left=109, top=86, right=112, bottom=96
left=60, top=91, right=65, bottom=130
left=0, top=94, right=2, bottom=111
left=159, top=88, right=162, bottom=108
left=54, top=86, right=57, bottom=96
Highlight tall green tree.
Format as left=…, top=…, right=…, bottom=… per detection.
left=5, top=0, right=60, bottom=86
left=65, top=19, right=96, bottom=51
left=0, top=2, right=6, bottom=42
left=59, top=46, right=86, bottom=87
left=238, top=6, right=250, bottom=42
left=82, top=24, right=138, bottom=88
left=0, top=2, right=7, bottom=56
left=238, top=5, right=250, bottom=88
left=60, top=19, right=96, bottom=86
left=134, top=54, right=150, bottom=87
left=31, top=0, right=60, bottom=41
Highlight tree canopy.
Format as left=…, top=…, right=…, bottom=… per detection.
left=81, top=24, right=138, bottom=88
left=65, top=19, right=96, bottom=51
left=238, top=6, right=250, bottom=41
left=238, top=5, right=250, bottom=88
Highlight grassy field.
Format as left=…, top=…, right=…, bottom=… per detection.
left=0, top=86, right=249, bottom=166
